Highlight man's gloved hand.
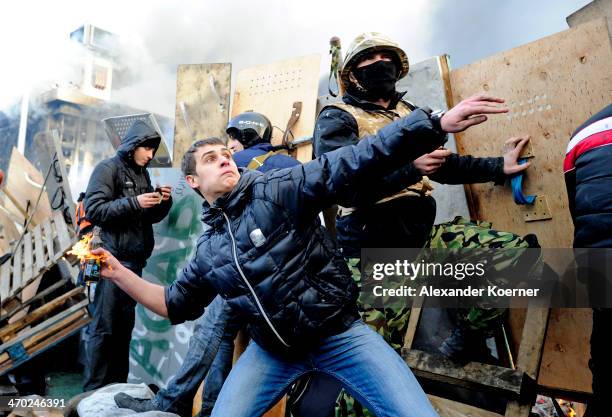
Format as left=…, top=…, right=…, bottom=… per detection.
left=502, top=136, right=531, bottom=175
left=441, top=94, right=509, bottom=133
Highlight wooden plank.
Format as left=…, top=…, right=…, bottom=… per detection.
left=538, top=308, right=592, bottom=394
left=450, top=19, right=612, bottom=252
left=52, top=211, right=71, bottom=257
left=514, top=308, right=549, bottom=380
left=232, top=54, right=321, bottom=155
left=0, top=278, right=70, bottom=322
left=0, top=287, right=84, bottom=342
left=402, top=349, right=523, bottom=397
left=173, top=63, right=232, bottom=169
left=0, top=299, right=89, bottom=355
left=4, top=148, right=52, bottom=227
left=21, top=233, right=33, bottom=286
left=42, top=219, right=54, bottom=267
left=402, top=307, right=421, bottom=350
left=0, top=262, right=10, bottom=302
left=33, top=225, right=45, bottom=274
left=0, top=309, right=90, bottom=374
left=428, top=394, right=504, bottom=417
left=10, top=242, right=21, bottom=295
left=0, top=207, right=20, bottom=256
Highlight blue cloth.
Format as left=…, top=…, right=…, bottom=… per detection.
left=210, top=320, right=439, bottom=417
left=232, top=142, right=299, bottom=172
left=154, top=296, right=240, bottom=417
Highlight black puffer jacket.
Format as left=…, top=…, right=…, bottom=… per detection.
left=564, top=104, right=612, bottom=248
left=164, top=109, right=446, bottom=356
left=85, top=120, right=172, bottom=267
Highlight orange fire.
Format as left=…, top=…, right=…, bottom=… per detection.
left=68, top=233, right=110, bottom=267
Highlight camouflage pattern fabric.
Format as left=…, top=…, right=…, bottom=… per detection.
left=336, top=217, right=540, bottom=417
left=426, top=216, right=540, bottom=332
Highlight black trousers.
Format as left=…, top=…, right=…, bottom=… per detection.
left=82, top=263, right=141, bottom=391
left=588, top=308, right=612, bottom=417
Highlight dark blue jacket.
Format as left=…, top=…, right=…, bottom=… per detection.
left=165, top=109, right=446, bottom=355
left=233, top=142, right=300, bottom=172
left=85, top=120, right=172, bottom=267
left=564, top=104, right=612, bottom=248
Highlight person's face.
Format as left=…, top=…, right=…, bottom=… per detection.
left=228, top=137, right=244, bottom=153
left=355, top=50, right=395, bottom=69
left=185, top=144, right=240, bottom=203
left=133, top=146, right=155, bottom=166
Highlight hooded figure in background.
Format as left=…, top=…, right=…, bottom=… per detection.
left=83, top=120, right=172, bottom=391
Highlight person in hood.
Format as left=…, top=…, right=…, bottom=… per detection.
left=92, top=92, right=508, bottom=417
left=82, top=119, right=173, bottom=391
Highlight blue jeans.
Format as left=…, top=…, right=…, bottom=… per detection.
left=211, top=320, right=439, bottom=417
left=155, top=295, right=240, bottom=417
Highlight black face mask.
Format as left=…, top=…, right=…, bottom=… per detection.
left=349, top=60, right=399, bottom=101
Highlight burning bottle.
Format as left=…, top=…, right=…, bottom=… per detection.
left=83, top=226, right=103, bottom=283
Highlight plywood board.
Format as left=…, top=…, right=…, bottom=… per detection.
left=4, top=148, right=52, bottom=227
left=567, top=0, right=612, bottom=40
left=538, top=308, right=592, bottom=395
left=450, top=19, right=611, bottom=396
left=232, top=54, right=321, bottom=158
left=173, top=63, right=232, bottom=168
left=450, top=18, right=612, bottom=250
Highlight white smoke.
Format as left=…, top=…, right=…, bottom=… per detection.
left=0, top=0, right=592, bottom=117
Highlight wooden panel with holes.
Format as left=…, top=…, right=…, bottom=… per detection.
left=173, top=64, right=232, bottom=168
left=449, top=19, right=611, bottom=399
left=451, top=19, right=612, bottom=251
left=231, top=54, right=321, bottom=162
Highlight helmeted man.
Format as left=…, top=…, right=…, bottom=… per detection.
left=311, top=33, right=538, bottom=414
left=93, top=90, right=509, bottom=416
left=314, top=32, right=531, bottom=256
left=83, top=120, right=172, bottom=391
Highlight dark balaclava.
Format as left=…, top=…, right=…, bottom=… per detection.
left=348, top=59, right=399, bottom=101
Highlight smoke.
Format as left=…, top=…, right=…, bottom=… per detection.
left=0, top=0, right=592, bottom=117
left=1, top=0, right=436, bottom=117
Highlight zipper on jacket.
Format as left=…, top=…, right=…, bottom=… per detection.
left=221, top=211, right=291, bottom=348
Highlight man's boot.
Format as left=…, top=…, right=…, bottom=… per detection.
left=114, top=392, right=158, bottom=413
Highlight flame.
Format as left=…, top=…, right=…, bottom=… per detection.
left=68, top=233, right=110, bottom=267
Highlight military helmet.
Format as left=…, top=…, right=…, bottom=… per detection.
left=226, top=111, right=273, bottom=148
left=339, top=32, right=409, bottom=92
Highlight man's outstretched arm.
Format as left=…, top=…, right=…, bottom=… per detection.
left=92, top=248, right=168, bottom=317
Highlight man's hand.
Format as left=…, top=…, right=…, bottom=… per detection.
left=441, top=94, right=509, bottom=133
left=414, top=148, right=453, bottom=175
left=137, top=192, right=162, bottom=208
left=156, top=185, right=172, bottom=201
left=91, top=248, right=126, bottom=281
left=502, top=136, right=531, bottom=175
